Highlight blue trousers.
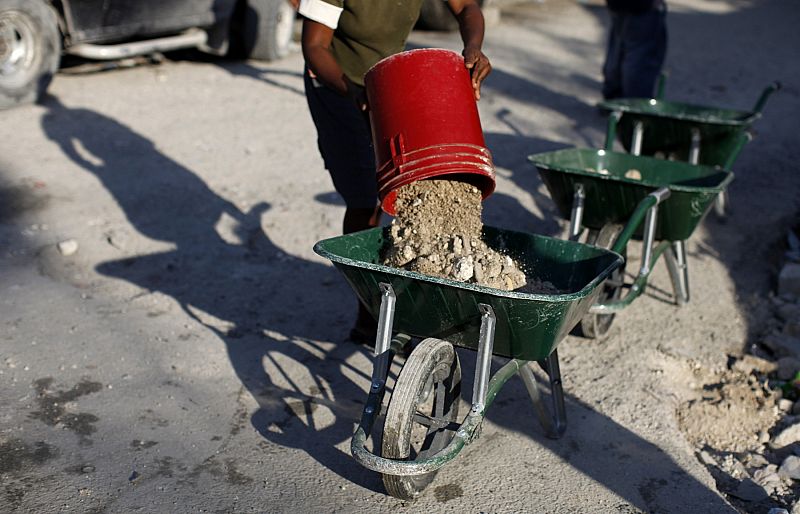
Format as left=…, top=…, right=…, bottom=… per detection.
left=602, top=4, right=667, bottom=100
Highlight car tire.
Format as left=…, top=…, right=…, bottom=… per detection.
left=0, top=0, right=60, bottom=109
left=417, top=0, right=483, bottom=32
left=242, top=0, right=295, bottom=61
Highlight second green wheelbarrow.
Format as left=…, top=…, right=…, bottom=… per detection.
left=314, top=226, right=621, bottom=500
left=529, top=148, right=733, bottom=339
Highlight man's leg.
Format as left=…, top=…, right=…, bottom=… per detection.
left=602, top=11, right=626, bottom=100
left=620, top=4, right=667, bottom=98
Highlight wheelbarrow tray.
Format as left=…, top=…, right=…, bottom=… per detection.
left=313, top=226, right=622, bottom=361
left=598, top=98, right=757, bottom=166
left=530, top=148, right=733, bottom=241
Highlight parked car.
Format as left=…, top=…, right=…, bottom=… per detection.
left=0, top=0, right=296, bottom=109
left=0, top=0, right=477, bottom=110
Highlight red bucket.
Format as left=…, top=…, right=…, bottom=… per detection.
left=364, top=48, right=496, bottom=215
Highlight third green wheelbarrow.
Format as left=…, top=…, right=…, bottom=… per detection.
left=314, top=226, right=621, bottom=499
left=529, top=148, right=733, bottom=339
left=599, top=81, right=779, bottom=216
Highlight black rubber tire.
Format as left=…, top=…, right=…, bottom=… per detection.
left=241, top=0, right=295, bottom=61
left=381, top=337, right=461, bottom=500
left=578, top=224, right=626, bottom=340
left=0, top=0, right=60, bottom=110
left=417, top=0, right=483, bottom=32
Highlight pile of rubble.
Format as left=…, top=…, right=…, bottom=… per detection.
left=694, top=226, right=800, bottom=512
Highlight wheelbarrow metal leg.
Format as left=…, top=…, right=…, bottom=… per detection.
left=370, top=283, right=397, bottom=394
left=568, top=183, right=585, bottom=241
left=639, top=197, right=662, bottom=277
left=473, top=304, right=497, bottom=412
left=519, top=350, right=567, bottom=439
left=519, top=354, right=567, bottom=439
left=689, top=127, right=701, bottom=165
left=664, top=240, right=690, bottom=305
left=631, top=120, right=644, bottom=156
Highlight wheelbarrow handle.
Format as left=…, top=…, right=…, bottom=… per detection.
left=752, top=81, right=782, bottom=115
left=604, top=111, right=623, bottom=152
left=722, top=131, right=753, bottom=170
left=610, top=187, right=670, bottom=256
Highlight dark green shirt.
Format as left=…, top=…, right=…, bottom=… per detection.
left=300, top=0, right=426, bottom=85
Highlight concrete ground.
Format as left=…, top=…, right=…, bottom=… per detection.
left=1, top=0, right=799, bottom=512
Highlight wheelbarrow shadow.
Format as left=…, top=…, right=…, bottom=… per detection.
left=38, top=95, right=392, bottom=492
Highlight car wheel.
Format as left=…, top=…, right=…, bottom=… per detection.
left=242, top=0, right=295, bottom=61
left=417, top=0, right=483, bottom=32
left=0, top=0, right=60, bottom=109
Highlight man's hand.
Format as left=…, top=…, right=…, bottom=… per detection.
left=463, top=46, right=491, bottom=101
left=449, top=0, right=491, bottom=101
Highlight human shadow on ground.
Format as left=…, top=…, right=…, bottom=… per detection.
left=39, top=95, right=387, bottom=492
left=38, top=97, right=733, bottom=509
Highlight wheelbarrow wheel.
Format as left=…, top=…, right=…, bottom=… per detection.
left=578, top=223, right=625, bottom=340
left=381, top=337, right=461, bottom=500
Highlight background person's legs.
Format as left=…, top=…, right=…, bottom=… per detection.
left=602, top=4, right=667, bottom=100
left=620, top=5, right=667, bottom=98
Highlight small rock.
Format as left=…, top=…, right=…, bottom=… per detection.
left=728, top=478, right=768, bottom=501
left=57, top=239, right=79, bottom=256
left=759, top=430, right=771, bottom=444
left=779, top=455, right=800, bottom=480
left=734, top=354, right=779, bottom=375
left=778, top=357, right=800, bottom=380
left=754, top=467, right=783, bottom=495
left=779, top=399, right=795, bottom=412
left=128, top=470, right=140, bottom=483
left=746, top=453, right=770, bottom=469
left=698, top=450, right=717, bottom=466
left=779, top=263, right=800, bottom=297
left=105, top=230, right=129, bottom=250
left=452, top=257, right=474, bottom=282
left=763, top=333, right=800, bottom=358
left=772, top=423, right=800, bottom=448
left=81, top=465, right=95, bottom=473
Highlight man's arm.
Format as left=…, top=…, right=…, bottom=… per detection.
left=301, top=19, right=367, bottom=109
left=447, top=0, right=492, bottom=100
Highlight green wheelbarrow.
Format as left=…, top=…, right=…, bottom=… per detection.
left=314, top=226, right=621, bottom=500
left=598, top=80, right=779, bottom=217
left=529, top=148, right=733, bottom=339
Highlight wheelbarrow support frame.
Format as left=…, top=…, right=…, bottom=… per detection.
left=350, top=283, right=567, bottom=477
left=566, top=184, right=681, bottom=312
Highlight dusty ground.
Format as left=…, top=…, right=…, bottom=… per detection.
left=1, top=0, right=799, bottom=512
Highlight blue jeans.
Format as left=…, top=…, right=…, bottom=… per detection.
left=602, top=4, right=667, bottom=99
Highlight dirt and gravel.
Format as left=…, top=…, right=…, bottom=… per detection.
left=383, top=179, right=529, bottom=290
left=1, top=0, right=799, bottom=512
